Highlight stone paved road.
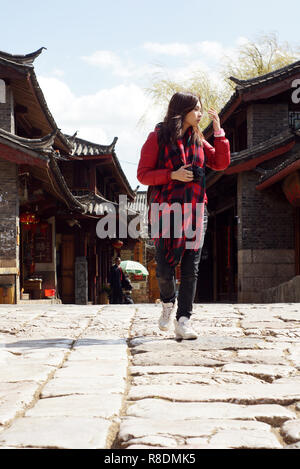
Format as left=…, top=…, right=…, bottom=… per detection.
left=0, top=302, right=300, bottom=449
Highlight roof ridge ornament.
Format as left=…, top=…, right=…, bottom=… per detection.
left=0, top=47, right=47, bottom=65
left=67, top=134, right=118, bottom=156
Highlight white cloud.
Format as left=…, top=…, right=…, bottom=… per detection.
left=80, top=37, right=247, bottom=87
left=81, top=50, right=161, bottom=79
left=38, top=75, right=160, bottom=189
left=142, top=38, right=246, bottom=63
left=52, top=68, right=65, bottom=77
left=81, top=50, right=131, bottom=77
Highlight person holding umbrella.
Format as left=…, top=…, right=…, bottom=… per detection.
left=137, top=91, right=230, bottom=340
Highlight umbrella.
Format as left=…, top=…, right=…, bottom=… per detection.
left=120, top=260, right=149, bottom=276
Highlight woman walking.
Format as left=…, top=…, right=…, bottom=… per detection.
left=137, top=92, right=230, bottom=339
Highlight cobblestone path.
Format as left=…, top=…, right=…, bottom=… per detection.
left=0, top=303, right=300, bottom=449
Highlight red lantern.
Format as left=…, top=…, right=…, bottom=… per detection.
left=112, top=240, right=123, bottom=250
left=112, top=239, right=123, bottom=256
left=20, top=212, right=40, bottom=227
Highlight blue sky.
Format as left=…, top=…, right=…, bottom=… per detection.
left=1, top=0, right=300, bottom=189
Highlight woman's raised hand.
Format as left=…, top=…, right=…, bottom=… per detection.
left=207, top=108, right=221, bottom=133
left=170, top=164, right=194, bottom=182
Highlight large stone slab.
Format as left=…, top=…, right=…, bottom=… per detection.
left=53, top=360, right=128, bottom=379
left=207, top=427, right=282, bottom=449
left=132, top=350, right=236, bottom=367
left=281, top=419, right=300, bottom=443
left=0, top=363, right=55, bottom=384
left=127, top=398, right=296, bottom=426
left=118, top=417, right=282, bottom=449
left=66, top=346, right=128, bottom=362
left=128, top=383, right=300, bottom=405
left=0, top=416, right=111, bottom=449
left=130, top=365, right=215, bottom=376
left=131, top=336, right=266, bottom=354
left=221, top=363, right=296, bottom=382
left=236, top=349, right=288, bottom=365
left=131, top=371, right=264, bottom=386
left=25, top=394, right=123, bottom=419
left=41, top=376, right=125, bottom=398
left=0, top=382, right=40, bottom=426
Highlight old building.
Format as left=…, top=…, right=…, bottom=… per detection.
left=58, top=134, right=135, bottom=304
left=0, top=48, right=135, bottom=304
left=201, top=59, right=300, bottom=303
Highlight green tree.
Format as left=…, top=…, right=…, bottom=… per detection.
left=143, top=32, right=300, bottom=129
left=141, top=69, right=230, bottom=131
left=222, top=31, right=300, bottom=90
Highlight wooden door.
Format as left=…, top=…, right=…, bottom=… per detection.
left=61, top=234, right=75, bottom=303
left=216, top=208, right=237, bottom=302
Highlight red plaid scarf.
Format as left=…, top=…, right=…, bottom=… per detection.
left=148, top=124, right=206, bottom=267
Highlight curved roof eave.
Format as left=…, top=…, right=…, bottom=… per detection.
left=0, top=48, right=72, bottom=153
left=0, top=47, right=47, bottom=65
left=203, top=58, right=300, bottom=138
left=28, top=70, right=73, bottom=153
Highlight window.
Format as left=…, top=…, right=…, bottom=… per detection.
left=289, top=111, right=300, bottom=130
left=0, top=79, right=5, bottom=103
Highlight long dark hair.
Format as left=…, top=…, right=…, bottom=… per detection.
left=159, top=92, right=204, bottom=147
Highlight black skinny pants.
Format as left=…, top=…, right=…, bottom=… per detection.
left=155, top=206, right=208, bottom=320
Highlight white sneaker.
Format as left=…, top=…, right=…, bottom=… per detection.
left=174, top=316, right=198, bottom=340
left=158, top=302, right=176, bottom=331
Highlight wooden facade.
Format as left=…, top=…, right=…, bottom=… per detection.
left=201, top=59, right=300, bottom=303
left=0, top=48, right=135, bottom=305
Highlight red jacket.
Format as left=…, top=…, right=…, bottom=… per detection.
left=137, top=130, right=231, bottom=203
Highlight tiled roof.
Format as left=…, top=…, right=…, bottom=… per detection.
left=229, top=129, right=295, bottom=168
left=206, top=129, right=297, bottom=184
left=127, top=191, right=148, bottom=238
left=69, top=134, right=118, bottom=157
left=256, top=139, right=300, bottom=184
left=203, top=58, right=300, bottom=136
left=66, top=133, right=134, bottom=198
left=0, top=127, right=57, bottom=154
left=229, top=59, right=300, bottom=90
left=128, top=191, right=147, bottom=213
left=72, top=193, right=117, bottom=216
left=0, top=47, right=46, bottom=65
left=0, top=47, right=72, bottom=153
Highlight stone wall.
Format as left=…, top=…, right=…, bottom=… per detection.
left=238, top=249, right=295, bottom=303
left=0, top=85, right=15, bottom=133
left=261, top=275, right=300, bottom=303
left=247, top=103, right=289, bottom=147
left=0, top=163, right=19, bottom=302
left=236, top=101, right=295, bottom=303
left=237, top=172, right=294, bottom=252
left=0, top=84, right=19, bottom=302
left=237, top=170, right=295, bottom=302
